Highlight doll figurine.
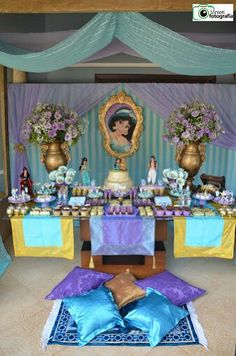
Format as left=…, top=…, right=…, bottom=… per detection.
left=79, top=157, right=91, bottom=186
left=147, top=155, right=157, bottom=185
left=119, top=158, right=127, bottom=171
left=114, top=158, right=121, bottom=170
left=20, top=167, right=33, bottom=195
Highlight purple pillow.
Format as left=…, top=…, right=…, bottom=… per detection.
left=45, top=266, right=113, bottom=300
left=135, top=270, right=206, bottom=306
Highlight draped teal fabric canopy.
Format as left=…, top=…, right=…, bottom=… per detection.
left=0, top=12, right=236, bottom=75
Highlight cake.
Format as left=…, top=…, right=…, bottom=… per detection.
left=104, top=169, right=133, bottom=191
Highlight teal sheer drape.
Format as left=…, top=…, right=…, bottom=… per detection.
left=0, top=12, right=235, bottom=74
left=0, top=13, right=117, bottom=72
left=116, top=13, right=236, bottom=75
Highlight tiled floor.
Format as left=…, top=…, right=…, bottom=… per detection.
left=0, top=227, right=235, bottom=356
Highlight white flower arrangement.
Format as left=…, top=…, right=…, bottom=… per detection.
left=163, top=168, right=188, bottom=194
left=49, top=166, right=76, bottom=186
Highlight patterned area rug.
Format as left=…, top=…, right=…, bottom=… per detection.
left=42, top=300, right=207, bottom=349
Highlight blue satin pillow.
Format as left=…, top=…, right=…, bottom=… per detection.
left=63, top=286, right=125, bottom=346
left=123, top=288, right=188, bottom=347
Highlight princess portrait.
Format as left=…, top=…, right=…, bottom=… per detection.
left=108, top=108, right=136, bottom=154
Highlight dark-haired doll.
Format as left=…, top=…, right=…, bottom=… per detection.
left=79, top=157, right=91, bottom=186
left=20, top=167, right=33, bottom=195
left=114, top=158, right=121, bottom=170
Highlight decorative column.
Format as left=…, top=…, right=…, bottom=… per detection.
left=12, top=69, right=27, bottom=83
left=0, top=65, right=10, bottom=197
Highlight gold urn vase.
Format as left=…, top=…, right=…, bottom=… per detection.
left=40, top=141, right=70, bottom=172
left=176, top=142, right=206, bottom=187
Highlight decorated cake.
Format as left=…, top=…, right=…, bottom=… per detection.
left=104, top=170, right=133, bottom=191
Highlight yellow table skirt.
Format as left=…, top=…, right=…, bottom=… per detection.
left=174, top=217, right=236, bottom=259
left=11, top=216, right=74, bottom=260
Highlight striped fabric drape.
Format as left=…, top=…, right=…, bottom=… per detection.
left=9, top=88, right=236, bottom=194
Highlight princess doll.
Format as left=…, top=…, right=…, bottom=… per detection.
left=147, top=155, right=157, bottom=185
left=119, top=158, right=127, bottom=171
left=79, top=157, right=91, bottom=186
left=20, top=167, right=33, bottom=195
left=114, top=158, right=121, bottom=170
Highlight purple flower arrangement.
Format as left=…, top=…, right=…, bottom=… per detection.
left=21, top=103, right=87, bottom=145
left=163, top=101, right=224, bottom=147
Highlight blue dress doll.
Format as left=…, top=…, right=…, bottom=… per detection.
left=79, top=157, right=91, bottom=186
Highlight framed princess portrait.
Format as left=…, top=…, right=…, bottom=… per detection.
left=99, top=91, right=143, bottom=158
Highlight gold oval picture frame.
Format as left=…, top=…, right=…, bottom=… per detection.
left=99, top=91, right=143, bottom=158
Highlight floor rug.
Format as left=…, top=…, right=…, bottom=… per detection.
left=42, top=300, right=208, bottom=349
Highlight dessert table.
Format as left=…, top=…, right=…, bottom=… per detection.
left=4, top=193, right=236, bottom=278
left=7, top=204, right=168, bottom=276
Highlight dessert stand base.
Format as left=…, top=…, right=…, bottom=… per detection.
left=104, top=170, right=133, bottom=190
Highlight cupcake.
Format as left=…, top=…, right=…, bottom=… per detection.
left=77, top=187, right=82, bottom=196
left=80, top=208, right=88, bottom=217
left=53, top=208, right=61, bottom=216
left=174, top=207, right=182, bottom=216
left=155, top=186, right=165, bottom=196
left=127, top=206, right=133, bottom=215
left=90, top=208, right=97, bottom=216
left=72, top=187, right=77, bottom=196
left=155, top=206, right=164, bottom=216
left=218, top=208, right=226, bottom=217
left=107, top=206, right=114, bottom=215
left=120, top=206, right=126, bottom=214
left=6, top=206, right=14, bottom=217
left=226, top=209, right=233, bottom=217
left=182, top=207, right=191, bottom=216
left=97, top=208, right=104, bottom=216
left=82, top=188, right=88, bottom=196
left=62, top=207, right=71, bottom=216
left=165, top=206, right=173, bottom=216
left=72, top=207, right=79, bottom=217
left=14, top=208, right=21, bottom=216
left=115, top=206, right=120, bottom=215
left=20, top=207, right=28, bottom=215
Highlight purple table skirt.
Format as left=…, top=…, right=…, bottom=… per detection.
left=89, top=216, right=155, bottom=256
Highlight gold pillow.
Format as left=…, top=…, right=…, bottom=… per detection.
left=105, top=270, right=145, bottom=309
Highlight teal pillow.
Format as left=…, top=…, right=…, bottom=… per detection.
left=63, top=286, right=125, bottom=346
left=123, top=287, right=188, bottom=347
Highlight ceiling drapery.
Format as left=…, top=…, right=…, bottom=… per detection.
left=0, top=12, right=236, bottom=74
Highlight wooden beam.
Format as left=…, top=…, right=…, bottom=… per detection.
left=0, top=65, right=10, bottom=197
left=0, top=0, right=235, bottom=13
